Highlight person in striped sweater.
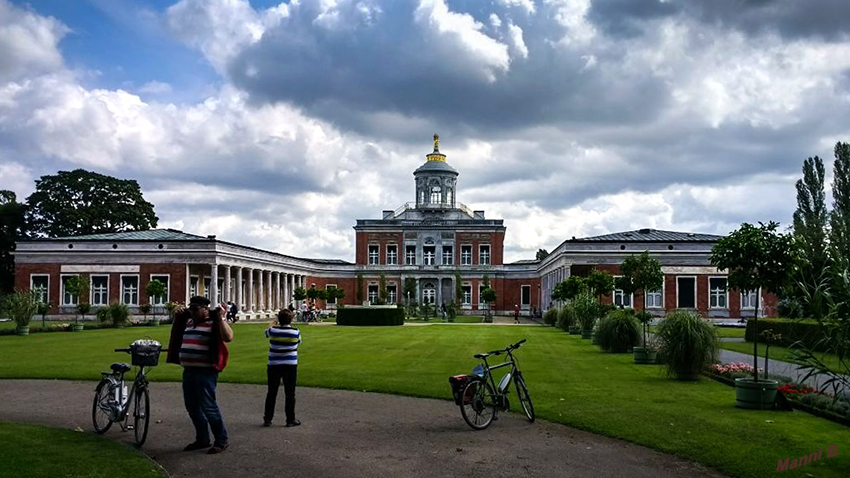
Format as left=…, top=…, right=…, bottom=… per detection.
left=263, top=309, right=301, bottom=427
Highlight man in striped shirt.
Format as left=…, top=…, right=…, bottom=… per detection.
left=263, top=309, right=301, bottom=427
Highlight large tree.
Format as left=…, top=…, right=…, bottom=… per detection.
left=831, top=142, right=850, bottom=267
left=792, top=155, right=829, bottom=318
left=24, top=169, right=158, bottom=238
left=535, top=249, right=549, bottom=261
left=0, top=191, right=26, bottom=293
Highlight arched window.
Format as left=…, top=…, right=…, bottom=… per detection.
left=430, top=186, right=441, bottom=204
left=423, top=283, right=436, bottom=304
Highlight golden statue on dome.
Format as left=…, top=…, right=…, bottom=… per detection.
left=427, top=134, right=446, bottom=161
left=433, top=133, right=440, bottom=152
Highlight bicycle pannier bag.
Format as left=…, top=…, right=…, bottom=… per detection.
left=449, top=375, right=475, bottom=405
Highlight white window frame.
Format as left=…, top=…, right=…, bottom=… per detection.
left=520, top=285, right=531, bottom=307
left=386, top=244, right=398, bottom=265
left=387, top=284, right=397, bottom=304
left=30, top=274, right=50, bottom=304
left=90, top=274, right=110, bottom=307
left=612, top=276, right=633, bottom=308
left=709, top=276, right=728, bottom=310
left=203, top=277, right=211, bottom=300
left=462, top=284, right=472, bottom=305
left=676, top=276, right=697, bottom=309
left=461, top=245, right=472, bottom=265
left=645, top=282, right=664, bottom=309
left=368, top=244, right=380, bottom=265
left=479, top=244, right=491, bottom=265
left=423, top=246, right=436, bottom=266
left=741, top=288, right=760, bottom=310
left=190, top=276, right=199, bottom=298
left=422, top=283, right=436, bottom=304
left=326, top=284, right=337, bottom=305
left=60, top=274, right=79, bottom=307
left=405, top=245, right=416, bottom=265
left=367, top=284, right=379, bottom=304
left=120, top=274, right=140, bottom=306
left=442, top=245, right=453, bottom=265
left=149, top=274, right=170, bottom=306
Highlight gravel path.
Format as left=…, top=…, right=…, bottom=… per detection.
left=0, top=380, right=724, bottom=478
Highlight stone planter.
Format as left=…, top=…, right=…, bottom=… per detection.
left=580, top=330, right=593, bottom=339
left=568, top=326, right=581, bottom=335
left=735, top=378, right=778, bottom=410
left=15, top=325, right=30, bottom=336
left=633, top=346, right=657, bottom=364
left=71, top=323, right=84, bottom=332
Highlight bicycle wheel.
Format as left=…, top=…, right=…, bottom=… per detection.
left=460, top=379, right=497, bottom=430
left=92, top=379, right=115, bottom=434
left=133, top=386, right=150, bottom=446
left=514, top=373, right=535, bottom=422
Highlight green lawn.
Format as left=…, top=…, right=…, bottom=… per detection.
left=0, top=422, right=166, bottom=478
left=719, top=341, right=845, bottom=371
left=0, top=324, right=847, bottom=478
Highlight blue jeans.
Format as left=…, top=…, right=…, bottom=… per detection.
left=182, top=367, right=228, bottom=446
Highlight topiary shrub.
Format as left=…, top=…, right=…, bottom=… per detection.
left=656, top=311, right=718, bottom=380
left=543, top=307, right=558, bottom=326
left=596, top=309, right=640, bottom=353
left=556, top=306, right=576, bottom=330
left=337, top=307, right=404, bottom=326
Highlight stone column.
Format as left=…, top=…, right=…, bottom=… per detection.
left=235, top=267, right=243, bottom=312
left=258, top=269, right=265, bottom=311
left=436, top=277, right=443, bottom=307
left=210, top=264, right=219, bottom=305
left=247, top=268, right=254, bottom=313
left=289, top=273, right=295, bottom=306
left=224, top=266, right=231, bottom=303
left=274, top=272, right=281, bottom=310
left=267, top=270, right=273, bottom=311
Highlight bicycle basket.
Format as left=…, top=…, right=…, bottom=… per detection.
left=449, top=375, right=475, bottom=406
left=130, top=340, right=162, bottom=367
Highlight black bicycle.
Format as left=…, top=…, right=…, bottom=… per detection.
left=451, top=339, right=534, bottom=430
left=92, top=339, right=163, bottom=447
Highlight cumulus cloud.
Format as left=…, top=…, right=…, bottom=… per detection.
left=0, top=0, right=67, bottom=82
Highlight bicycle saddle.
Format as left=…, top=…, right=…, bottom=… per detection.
left=473, top=353, right=489, bottom=359
left=110, top=363, right=131, bottom=373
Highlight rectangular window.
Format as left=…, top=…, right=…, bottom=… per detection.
left=31, top=275, right=49, bottom=304
left=405, top=245, right=416, bottom=265
left=368, top=284, right=379, bottom=304
left=742, top=289, right=758, bottom=309
left=387, top=284, right=397, bottom=304
left=150, top=275, right=170, bottom=305
left=442, top=246, right=453, bottom=265
left=190, top=276, right=199, bottom=298
left=369, top=245, right=380, bottom=265
left=461, top=245, right=472, bottom=265
left=645, top=289, right=663, bottom=309
left=709, top=278, right=727, bottom=309
left=326, top=285, right=337, bottom=305
left=613, top=288, right=632, bottom=308
left=677, top=277, right=696, bottom=309
left=521, top=285, right=531, bottom=306
left=121, top=275, right=139, bottom=306
left=479, top=245, right=490, bottom=265
left=386, top=245, right=398, bottom=265
left=462, top=285, right=472, bottom=305
left=423, top=246, right=436, bottom=265
left=203, top=278, right=211, bottom=300
left=91, top=275, right=109, bottom=306
left=61, top=275, right=78, bottom=306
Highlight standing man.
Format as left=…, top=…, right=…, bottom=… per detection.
left=167, top=296, right=234, bottom=454
left=263, top=309, right=301, bottom=427
left=514, top=304, right=520, bottom=324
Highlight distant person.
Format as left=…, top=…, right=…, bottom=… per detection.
left=514, top=304, right=520, bottom=324
left=441, top=302, right=447, bottom=322
left=263, top=309, right=301, bottom=428
left=167, top=296, right=233, bottom=454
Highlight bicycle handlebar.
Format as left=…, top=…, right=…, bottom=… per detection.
left=477, top=339, right=527, bottom=357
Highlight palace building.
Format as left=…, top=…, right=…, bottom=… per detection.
left=12, top=136, right=775, bottom=320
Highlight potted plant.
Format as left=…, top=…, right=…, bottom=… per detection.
left=1, top=290, right=39, bottom=336
left=163, top=301, right=180, bottom=324
left=139, top=303, right=153, bottom=325
left=656, top=310, right=718, bottom=380
left=710, top=221, right=797, bottom=409
left=96, top=304, right=112, bottom=326
left=633, top=311, right=657, bottom=364
left=109, top=301, right=130, bottom=328
left=596, top=309, right=641, bottom=353
left=145, top=279, right=167, bottom=324
left=37, top=301, right=51, bottom=329
left=481, top=287, right=497, bottom=323
left=64, top=275, right=90, bottom=330
left=573, top=292, right=598, bottom=339
left=74, top=302, right=91, bottom=332
left=615, top=251, right=665, bottom=363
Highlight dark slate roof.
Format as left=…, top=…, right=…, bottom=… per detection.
left=414, top=160, right=458, bottom=174
left=52, top=229, right=209, bottom=241
left=570, top=229, right=724, bottom=242
left=507, top=259, right=540, bottom=265
left=305, top=258, right=354, bottom=265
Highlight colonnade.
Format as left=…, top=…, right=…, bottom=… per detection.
left=207, top=264, right=305, bottom=315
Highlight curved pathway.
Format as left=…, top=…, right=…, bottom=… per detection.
left=0, top=380, right=724, bottom=478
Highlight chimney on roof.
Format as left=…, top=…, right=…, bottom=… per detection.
left=207, top=235, right=216, bottom=239
left=639, top=228, right=652, bottom=234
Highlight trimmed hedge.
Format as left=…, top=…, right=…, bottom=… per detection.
left=745, top=318, right=827, bottom=352
left=336, top=307, right=404, bottom=326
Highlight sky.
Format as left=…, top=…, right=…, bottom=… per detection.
left=1, top=0, right=849, bottom=262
